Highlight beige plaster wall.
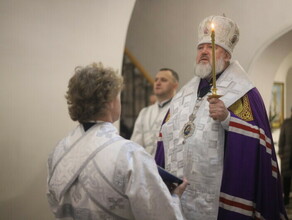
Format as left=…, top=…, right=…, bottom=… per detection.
left=0, top=0, right=135, bottom=219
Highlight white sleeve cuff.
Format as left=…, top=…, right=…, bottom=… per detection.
left=171, top=193, right=182, bottom=208
left=221, top=111, right=230, bottom=130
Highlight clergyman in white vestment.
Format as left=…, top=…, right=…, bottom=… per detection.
left=47, top=62, right=188, bottom=220
left=131, top=68, right=179, bottom=156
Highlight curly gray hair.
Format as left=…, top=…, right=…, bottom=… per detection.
left=66, top=62, right=123, bottom=123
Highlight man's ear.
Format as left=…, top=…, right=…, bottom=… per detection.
left=174, top=82, right=179, bottom=91
left=224, top=52, right=231, bottom=62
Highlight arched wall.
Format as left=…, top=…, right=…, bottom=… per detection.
left=286, top=68, right=292, bottom=117
left=0, top=0, right=135, bottom=219
left=274, top=52, right=292, bottom=117
left=248, top=29, right=292, bottom=112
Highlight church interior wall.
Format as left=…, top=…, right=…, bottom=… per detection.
left=248, top=29, right=292, bottom=112
left=0, top=0, right=135, bottom=219
left=274, top=51, right=292, bottom=118
left=287, top=68, right=292, bottom=117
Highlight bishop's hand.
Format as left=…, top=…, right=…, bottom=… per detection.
left=207, top=97, right=228, bottom=121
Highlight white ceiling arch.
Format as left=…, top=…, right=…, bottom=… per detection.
left=248, top=28, right=292, bottom=111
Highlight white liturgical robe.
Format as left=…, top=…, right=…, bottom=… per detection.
left=162, top=61, right=254, bottom=219
left=131, top=100, right=170, bottom=156
left=47, top=122, right=184, bottom=220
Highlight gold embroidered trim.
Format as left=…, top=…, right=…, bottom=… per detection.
left=165, top=111, right=171, bottom=123
left=229, top=95, right=254, bottom=121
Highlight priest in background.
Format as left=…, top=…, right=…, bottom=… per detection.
left=131, top=68, right=179, bottom=156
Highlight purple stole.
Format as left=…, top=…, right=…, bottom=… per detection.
left=155, top=108, right=170, bottom=168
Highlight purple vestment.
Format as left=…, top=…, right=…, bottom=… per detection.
left=155, top=87, right=288, bottom=219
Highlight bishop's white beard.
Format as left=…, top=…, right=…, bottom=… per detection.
left=195, top=57, right=226, bottom=79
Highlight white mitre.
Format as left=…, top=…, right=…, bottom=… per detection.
left=197, top=15, right=240, bottom=56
